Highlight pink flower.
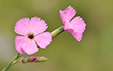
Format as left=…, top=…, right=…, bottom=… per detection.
left=60, top=6, right=86, bottom=41
left=14, top=17, right=52, bottom=55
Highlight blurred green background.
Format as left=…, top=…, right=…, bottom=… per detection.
left=0, top=0, right=113, bottom=71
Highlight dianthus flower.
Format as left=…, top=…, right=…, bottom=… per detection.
left=60, top=6, right=86, bottom=41
left=14, top=17, right=52, bottom=55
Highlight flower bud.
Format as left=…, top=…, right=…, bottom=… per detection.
left=21, top=56, right=47, bottom=63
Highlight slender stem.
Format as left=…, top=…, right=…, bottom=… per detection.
left=51, top=26, right=64, bottom=38
left=2, top=53, right=22, bottom=71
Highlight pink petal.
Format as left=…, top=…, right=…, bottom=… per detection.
left=14, top=17, right=48, bottom=36
left=60, top=6, right=76, bottom=24
left=29, top=17, right=48, bottom=35
left=21, top=39, right=39, bottom=55
left=15, top=36, right=27, bottom=54
left=71, top=32, right=83, bottom=42
left=14, top=18, right=30, bottom=35
left=34, top=32, right=52, bottom=49
left=67, top=16, right=86, bottom=41
left=70, top=16, right=86, bottom=33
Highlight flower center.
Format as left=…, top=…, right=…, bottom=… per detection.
left=28, top=34, right=34, bottom=39
left=67, top=25, right=72, bottom=29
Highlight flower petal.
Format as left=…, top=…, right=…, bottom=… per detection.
left=29, top=17, right=48, bottom=35
left=68, top=16, right=86, bottom=41
left=15, top=36, right=26, bottom=54
left=35, top=32, right=52, bottom=49
left=14, top=18, right=30, bottom=35
left=21, top=39, right=39, bottom=55
left=71, top=32, right=83, bottom=42
left=60, top=6, right=76, bottom=24
left=70, top=16, right=86, bottom=33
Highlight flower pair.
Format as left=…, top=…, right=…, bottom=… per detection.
left=14, top=6, right=86, bottom=55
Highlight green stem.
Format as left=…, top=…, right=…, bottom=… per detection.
left=51, top=26, right=64, bottom=38
left=2, top=53, right=23, bottom=71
